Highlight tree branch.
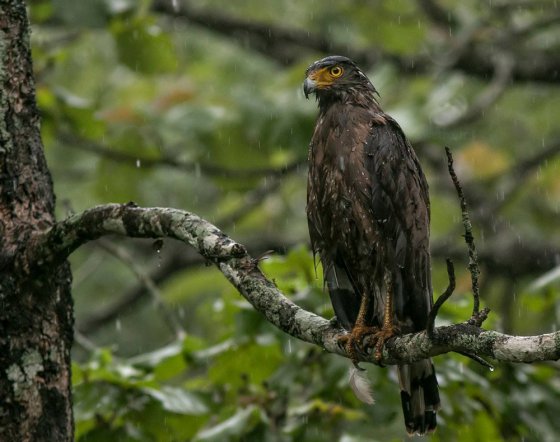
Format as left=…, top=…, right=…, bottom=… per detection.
left=445, top=147, right=482, bottom=319
left=59, top=131, right=302, bottom=179
left=152, top=0, right=338, bottom=64
left=152, top=0, right=560, bottom=84
left=22, top=203, right=560, bottom=365
left=427, top=258, right=455, bottom=339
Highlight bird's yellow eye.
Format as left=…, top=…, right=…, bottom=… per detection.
left=330, top=66, right=343, bottom=78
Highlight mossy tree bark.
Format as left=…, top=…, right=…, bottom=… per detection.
left=0, top=1, right=74, bottom=440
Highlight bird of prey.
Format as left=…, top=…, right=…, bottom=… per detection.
left=303, top=55, right=440, bottom=435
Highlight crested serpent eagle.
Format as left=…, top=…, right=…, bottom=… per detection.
left=303, top=55, right=440, bottom=435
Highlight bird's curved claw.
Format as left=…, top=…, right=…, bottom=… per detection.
left=337, top=325, right=380, bottom=367
left=367, top=325, right=399, bottom=365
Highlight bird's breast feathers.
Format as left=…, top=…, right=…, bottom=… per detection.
left=307, top=108, right=388, bottom=250
left=309, top=106, right=386, bottom=190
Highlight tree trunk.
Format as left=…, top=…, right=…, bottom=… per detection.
left=0, top=1, right=74, bottom=440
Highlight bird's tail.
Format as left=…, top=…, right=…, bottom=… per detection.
left=397, top=359, right=440, bottom=435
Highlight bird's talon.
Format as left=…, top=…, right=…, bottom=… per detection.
left=338, top=325, right=380, bottom=365
left=369, top=325, right=399, bottom=362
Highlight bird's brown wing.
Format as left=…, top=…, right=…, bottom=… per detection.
left=364, top=116, right=432, bottom=331
left=306, top=106, right=380, bottom=331
left=307, top=109, right=431, bottom=330
left=364, top=116, right=439, bottom=435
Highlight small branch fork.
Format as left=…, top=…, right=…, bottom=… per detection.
left=427, top=148, right=482, bottom=331
left=426, top=148, right=492, bottom=368
left=445, top=146, right=484, bottom=323
left=426, top=257, right=491, bottom=370
left=427, top=258, right=455, bottom=340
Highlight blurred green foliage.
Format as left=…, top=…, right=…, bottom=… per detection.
left=29, top=0, right=560, bottom=440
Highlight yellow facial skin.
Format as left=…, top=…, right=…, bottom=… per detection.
left=308, top=66, right=344, bottom=89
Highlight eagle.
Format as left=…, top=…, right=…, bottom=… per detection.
left=303, top=55, right=440, bottom=435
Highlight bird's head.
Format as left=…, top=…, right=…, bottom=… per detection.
left=303, top=55, right=377, bottom=102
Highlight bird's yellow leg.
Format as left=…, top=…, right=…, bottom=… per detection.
left=338, top=292, right=378, bottom=367
left=372, top=271, right=399, bottom=361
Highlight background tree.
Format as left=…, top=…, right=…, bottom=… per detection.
left=0, top=1, right=73, bottom=439
left=2, top=0, right=560, bottom=440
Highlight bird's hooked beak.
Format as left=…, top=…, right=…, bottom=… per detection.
left=303, top=77, right=317, bottom=99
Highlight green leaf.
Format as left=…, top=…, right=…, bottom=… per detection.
left=111, top=17, right=177, bottom=74
left=73, top=381, right=129, bottom=423
left=128, top=340, right=183, bottom=368
left=208, top=340, right=283, bottom=391
left=142, top=386, right=208, bottom=415
left=194, top=406, right=265, bottom=441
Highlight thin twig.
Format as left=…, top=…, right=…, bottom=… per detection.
left=456, top=351, right=494, bottom=370
left=78, top=236, right=292, bottom=334
left=74, top=330, right=100, bottom=352
left=445, top=147, right=481, bottom=318
left=97, top=239, right=187, bottom=340
left=469, top=307, right=490, bottom=327
left=427, top=258, right=456, bottom=339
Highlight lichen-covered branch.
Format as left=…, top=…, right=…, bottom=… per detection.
left=25, top=203, right=560, bottom=365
